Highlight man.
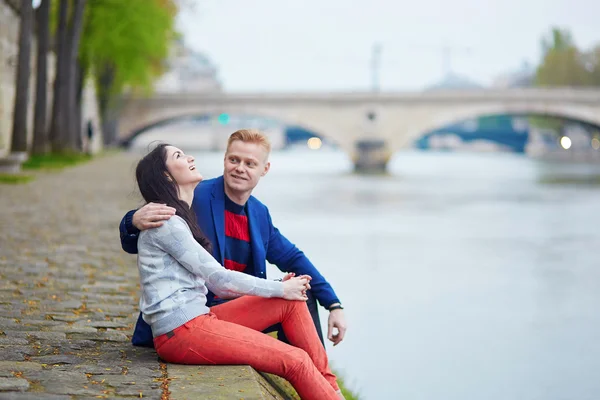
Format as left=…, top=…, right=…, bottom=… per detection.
left=120, top=129, right=347, bottom=348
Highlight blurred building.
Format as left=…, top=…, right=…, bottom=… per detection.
left=425, top=72, right=483, bottom=91
left=492, top=61, right=535, bottom=88
left=154, top=39, right=222, bottom=94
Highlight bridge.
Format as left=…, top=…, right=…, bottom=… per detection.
left=118, top=88, right=600, bottom=171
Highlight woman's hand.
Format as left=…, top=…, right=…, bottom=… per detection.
left=281, top=272, right=295, bottom=282
left=282, top=275, right=312, bottom=301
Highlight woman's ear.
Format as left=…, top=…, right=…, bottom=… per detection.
left=164, top=172, right=173, bottom=182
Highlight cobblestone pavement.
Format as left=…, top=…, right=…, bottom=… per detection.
left=0, top=153, right=167, bottom=399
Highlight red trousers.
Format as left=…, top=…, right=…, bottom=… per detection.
left=153, top=296, right=340, bottom=400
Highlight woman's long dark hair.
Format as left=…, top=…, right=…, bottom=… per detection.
left=135, top=143, right=212, bottom=252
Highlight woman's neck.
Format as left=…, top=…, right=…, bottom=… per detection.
left=178, top=185, right=195, bottom=208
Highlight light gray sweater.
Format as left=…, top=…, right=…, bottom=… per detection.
left=137, top=215, right=284, bottom=337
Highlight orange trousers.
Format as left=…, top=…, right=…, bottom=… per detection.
left=153, top=296, right=340, bottom=400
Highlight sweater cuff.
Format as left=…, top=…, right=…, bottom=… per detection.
left=125, top=210, right=140, bottom=235
left=321, top=297, right=341, bottom=310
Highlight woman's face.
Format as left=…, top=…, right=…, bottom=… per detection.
left=164, top=146, right=203, bottom=186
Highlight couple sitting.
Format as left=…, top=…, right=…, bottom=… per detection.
left=120, top=130, right=346, bottom=399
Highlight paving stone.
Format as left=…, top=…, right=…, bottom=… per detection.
left=0, top=361, right=44, bottom=373
left=80, top=282, right=123, bottom=293
left=0, top=394, right=71, bottom=400
left=74, top=320, right=129, bottom=329
left=121, top=366, right=162, bottom=379
left=0, top=311, right=24, bottom=319
left=71, top=365, right=124, bottom=375
left=83, top=305, right=136, bottom=316
left=0, top=346, right=36, bottom=361
left=168, top=365, right=274, bottom=400
left=3, top=331, right=65, bottom=341
left=29, top=355, right=83, bottom=365
left=19, top=263, right=49, bottom=275
left=90, top=374, right=146, bottom=387
left=0, top=378, right=29, bottom=392
left=53, top=245, right=89, bottom=254
left=0, top=304, right=27, bottom=311
left=33, top=346, right=62, bottom=357
left=0, top=338, right=28, bottom=346
left=121, top=347, right=159, bottom=361
left=19, top=319, right=61, bottom=328
left=53, top=339, right=98, bottom=350
left=68, top=331, right=128, bottom=342
left=115, top=386, right=161, bottom=397
left=103, top=275, right=130, bottom=283
left=52, top=300, right=84, bottom=310
left=8, top=292, right=44, bottom=301
left=0, top=318, right=20, bottom=328
left=47, top=326, right=97, bottom=334
left=45, top=314, right=82, bottom=322
left=22, top=370, right=100, bottom=396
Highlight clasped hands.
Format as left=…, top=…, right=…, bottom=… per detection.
left=281, top=272, right=312, bottom=301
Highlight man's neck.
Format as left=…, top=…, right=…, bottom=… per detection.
left=224, top=184, right=251, bottom=206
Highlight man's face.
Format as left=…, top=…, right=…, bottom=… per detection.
left=223, top=140, right=270, bottom=196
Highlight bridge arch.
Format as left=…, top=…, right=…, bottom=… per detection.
left=121, top=111, right=343, bottom=149
left=118, top=101, right=359, bottom=154
left=384, top=102, right=600, bottom=152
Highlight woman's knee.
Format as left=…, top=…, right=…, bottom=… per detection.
left=270, top=297, right=302, bottom=313
left=287, top=347, right=312, bottom=370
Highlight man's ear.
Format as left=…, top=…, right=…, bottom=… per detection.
left=261, top=162, right=271, bottom=177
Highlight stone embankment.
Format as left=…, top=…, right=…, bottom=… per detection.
left=0, top=153, right=291, bottom=399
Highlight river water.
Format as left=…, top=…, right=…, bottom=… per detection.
left=190, top=148, right=600, bottom=400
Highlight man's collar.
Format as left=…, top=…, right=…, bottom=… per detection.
left=211, top=176, right=225, bottom=200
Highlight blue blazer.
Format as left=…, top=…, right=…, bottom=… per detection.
left=120, top=176, right=340, bottom=345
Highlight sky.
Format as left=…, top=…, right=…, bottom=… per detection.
left=177, top=0, right=600, bottom=92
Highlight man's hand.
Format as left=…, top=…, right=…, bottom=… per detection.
left=327, top=305, right=347, bottom=346
left=132, top=203, right=176, bottom=230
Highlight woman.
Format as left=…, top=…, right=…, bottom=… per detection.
left=135, top=143, right=342, bottom=399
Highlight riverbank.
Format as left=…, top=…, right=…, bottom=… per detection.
left=0, top=151, right=355, bottom=399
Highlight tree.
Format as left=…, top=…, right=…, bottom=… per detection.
left=48, top=0, right=87, bottom=152
left=583, top=45, right=600, bottom=86
left=45, top=0, right=176, bottom=151
left=535, top=27, right=592, bottom=87
left=78, top=0, right=177, bottom=146
left=532, top=27, right=598, bottom=133
left=541, top=28, right=574, bottom=52
left=64, top=0, right=87, bottom=151
left=10, top=0, right=34, bottom=154
left=49, top=0, right=69, bottom=152
left=32, top=0, right=51, bottom=155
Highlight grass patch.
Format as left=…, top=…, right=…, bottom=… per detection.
left=0, top=173, right=34, bottom=184
left=23, top=152, right=93, bottom=171
left=539, top=175, right=600, bottom=185
left=265, top=332, right=361, bottom=398
left=264, top=331, right=361, bottom=398
left=335, top=370, right=361, bottom=400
